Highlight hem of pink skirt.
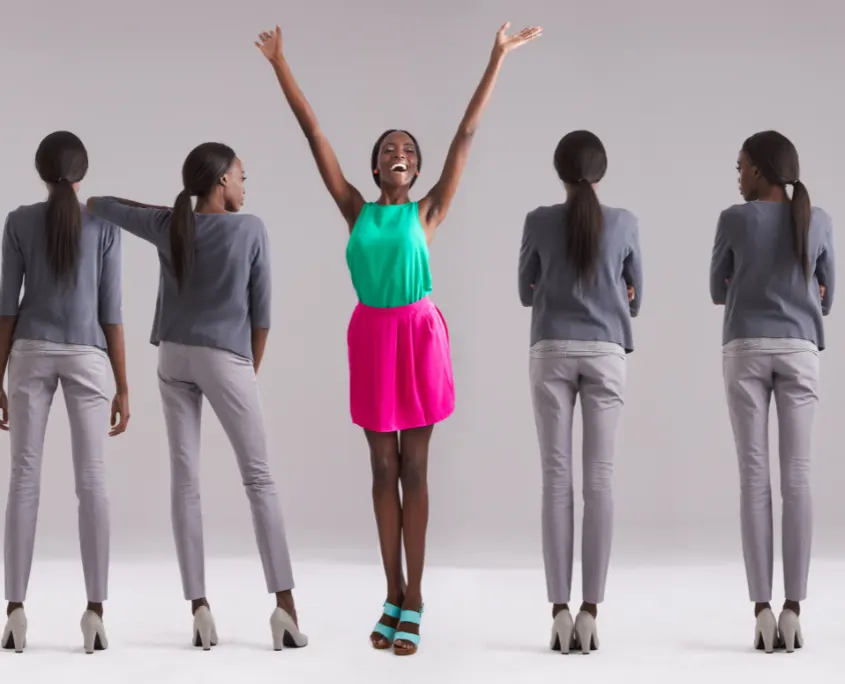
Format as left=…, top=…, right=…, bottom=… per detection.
left=351, top=405, right=455, bottom=433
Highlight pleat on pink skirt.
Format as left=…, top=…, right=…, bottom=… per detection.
left=347, top=297, right=455, bottom=433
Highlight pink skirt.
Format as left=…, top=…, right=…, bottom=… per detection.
left=348, top=297, right=455, bottom=433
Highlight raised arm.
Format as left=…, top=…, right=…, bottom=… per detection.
left=816, top=214, right=835, bottom=315
left=256, top=26, right=364, bottom=229
left=518, top=214, right=539, bottom=307
left=710, top=210, right=734, bottom=305
left=419, top=23, right=541, bottom=233
left=87, top=197, right=170, bottom=247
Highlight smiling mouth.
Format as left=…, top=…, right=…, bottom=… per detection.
left=390, top=163, right=408, bottom=173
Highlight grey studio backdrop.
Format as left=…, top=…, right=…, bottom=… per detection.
left=0, top=0, right=843, bottom=570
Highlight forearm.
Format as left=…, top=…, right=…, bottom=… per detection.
left=87, top=197, right=170, bottom=212
left=0, top=317, right=16, bottom=382
left=269, top=56, right=320, bottom=139
left=252, top=327, right=269, bottom=373
left=102, top=323, right=128, bottom=393
left=458, top=50, right=505, bottom=137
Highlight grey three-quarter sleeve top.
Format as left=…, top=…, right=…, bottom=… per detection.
left=0, top=202, right=122, bottom=350
left=88, top=198, right=271, bottom=361
left=519, top=203, right=643, bottom=352
left=710, top=201, right=835, bottom=350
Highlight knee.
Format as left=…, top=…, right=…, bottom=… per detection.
left=781, top=460, right=811, bottom=498
left=400, top=456, right=427, bottom=492
left=371, top=453, right=400, bottom=489
left=583, top=461, right=613, bottom=499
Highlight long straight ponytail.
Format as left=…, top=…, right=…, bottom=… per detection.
left=553, top=130, right=608, bottom=286
left=35, top=131, right=88, bottom=285
left=170, top=189, right=195, bottom=291
left=790, top=179, right=812, bottom=282
left=45, top=178, right=82, bottom=284
left=565, top=180, right=604, bottom=284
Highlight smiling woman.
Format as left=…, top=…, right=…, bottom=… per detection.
left=256, top=20, right=541, bottom=656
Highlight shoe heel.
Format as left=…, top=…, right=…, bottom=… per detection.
left=270, top=607, right=308, bottom=651
left=754, top=608, right=777, bottom=653
left=2, top=608, right=27, bottom=653
left=80, top=610, right=108, bottom=654
left=193, top=606, right=217, bottom=651
left=550, top=609, right=574, bottom=654
left=777, top=609, right=803, bottom=653
left=573, top=611, right=598, bottom=655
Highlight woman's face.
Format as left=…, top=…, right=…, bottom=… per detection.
left=221, top=157, right=246, bottom=211
left=376, top=131, right=418, bottom=189
left=737, top=150, right=759, bottom=201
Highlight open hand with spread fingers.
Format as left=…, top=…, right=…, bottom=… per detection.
left=493, top=22, right=542, bottom=58
left=256, top=25, right=284, bottom=63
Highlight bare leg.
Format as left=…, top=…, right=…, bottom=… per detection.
left=365, top=429, right=405, bottom=647
left=393, top=425, right=433, bottom=652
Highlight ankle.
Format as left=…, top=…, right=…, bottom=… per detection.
left=552, top=603, right=569, bottom=618
left=191, top=598, right=210, bottom=615
left=402, top=589, right=423, bottom=608
left=6, top=602, right=22, bottom=617
left=783, top=600, right=800, bottom=616
left=275, top=590, right=295, bottom=612
left=580, top=602, right=598, bottom=618
left=86, top=602, right=103, bottom=618
left=754, top=602, right=771, bottom=617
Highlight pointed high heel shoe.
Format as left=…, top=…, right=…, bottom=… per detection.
left=573, top=611, right=599, bottom=654
left=80, top=610, right=108, bottom=654
left=777, top=609, right=803, bottom=653
left=549, top=608, right=575, bottom=654
left=1, top=608, right=27, bottom=653
left=270, top=607, right=308, bottom=651
left=192, top=606, right=219, bottom=651
left=754, top=607, right=777, bottom=653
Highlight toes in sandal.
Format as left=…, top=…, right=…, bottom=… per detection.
left=393, top=606, right=424, bottom=656
left=371, top=601, right=401, bottom=649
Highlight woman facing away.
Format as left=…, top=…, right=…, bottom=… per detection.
left=255, top=21, right=541, bottom=655
left=710, top=131, right=834, bottom=653
left=519, top=131, right=642, bottom=654
left=0, top=131, right=129, bottom=654
left=86, top=142, right=307, bottom=652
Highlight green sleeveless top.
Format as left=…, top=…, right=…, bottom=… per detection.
left=346, top=201, right=432, bottom=308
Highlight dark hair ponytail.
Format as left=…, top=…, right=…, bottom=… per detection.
left=34, top=131, right=88, bottom=284
left=565, top=180, right=604, bottom=284
left=172, top=142, right=238, bottom=292
left=790, top=180, right=812, bottom=281
left=170, top=189, right=195, bottom=291
left=741, top=131, right=811, bottom=281
left=553, top=130, right=608, bottom=285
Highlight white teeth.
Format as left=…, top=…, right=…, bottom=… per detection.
left=391, top=163, right=407, bottom=172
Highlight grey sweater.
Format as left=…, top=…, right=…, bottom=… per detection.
left=519, top=203, right=643, bottom=352
left=0, top=202, right=122, bottom=350
left=709, top=201, right=835, bottom=350
left=88, top=198, right=271, bottom=361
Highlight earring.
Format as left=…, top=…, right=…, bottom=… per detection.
left=374, top=169, right=379, bottom=174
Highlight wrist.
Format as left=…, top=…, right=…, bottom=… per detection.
left=115, top=384, right=129, bottom=395
left=269, top=55, right=286, bottom=69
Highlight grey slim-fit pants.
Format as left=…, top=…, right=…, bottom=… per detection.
left=529, top=341, right=626, bottom=605
left=157, top=342, right=294, bottom=600
left=722, top=345, right=819, bottom=603
left=4, top=340, right=111, bottom=603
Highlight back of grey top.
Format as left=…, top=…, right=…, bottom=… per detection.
left=709, top=201, right=835, bottom=349
left=0, top=202, right=122, bottom=350
left=519, top=203, right=643, bottom=352
left=88, top=198, right=271, bottom=361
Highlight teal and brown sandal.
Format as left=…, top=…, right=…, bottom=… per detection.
left=393, top=605, right=424, bottom=656
left=370, top=601, right=401, bottom=649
